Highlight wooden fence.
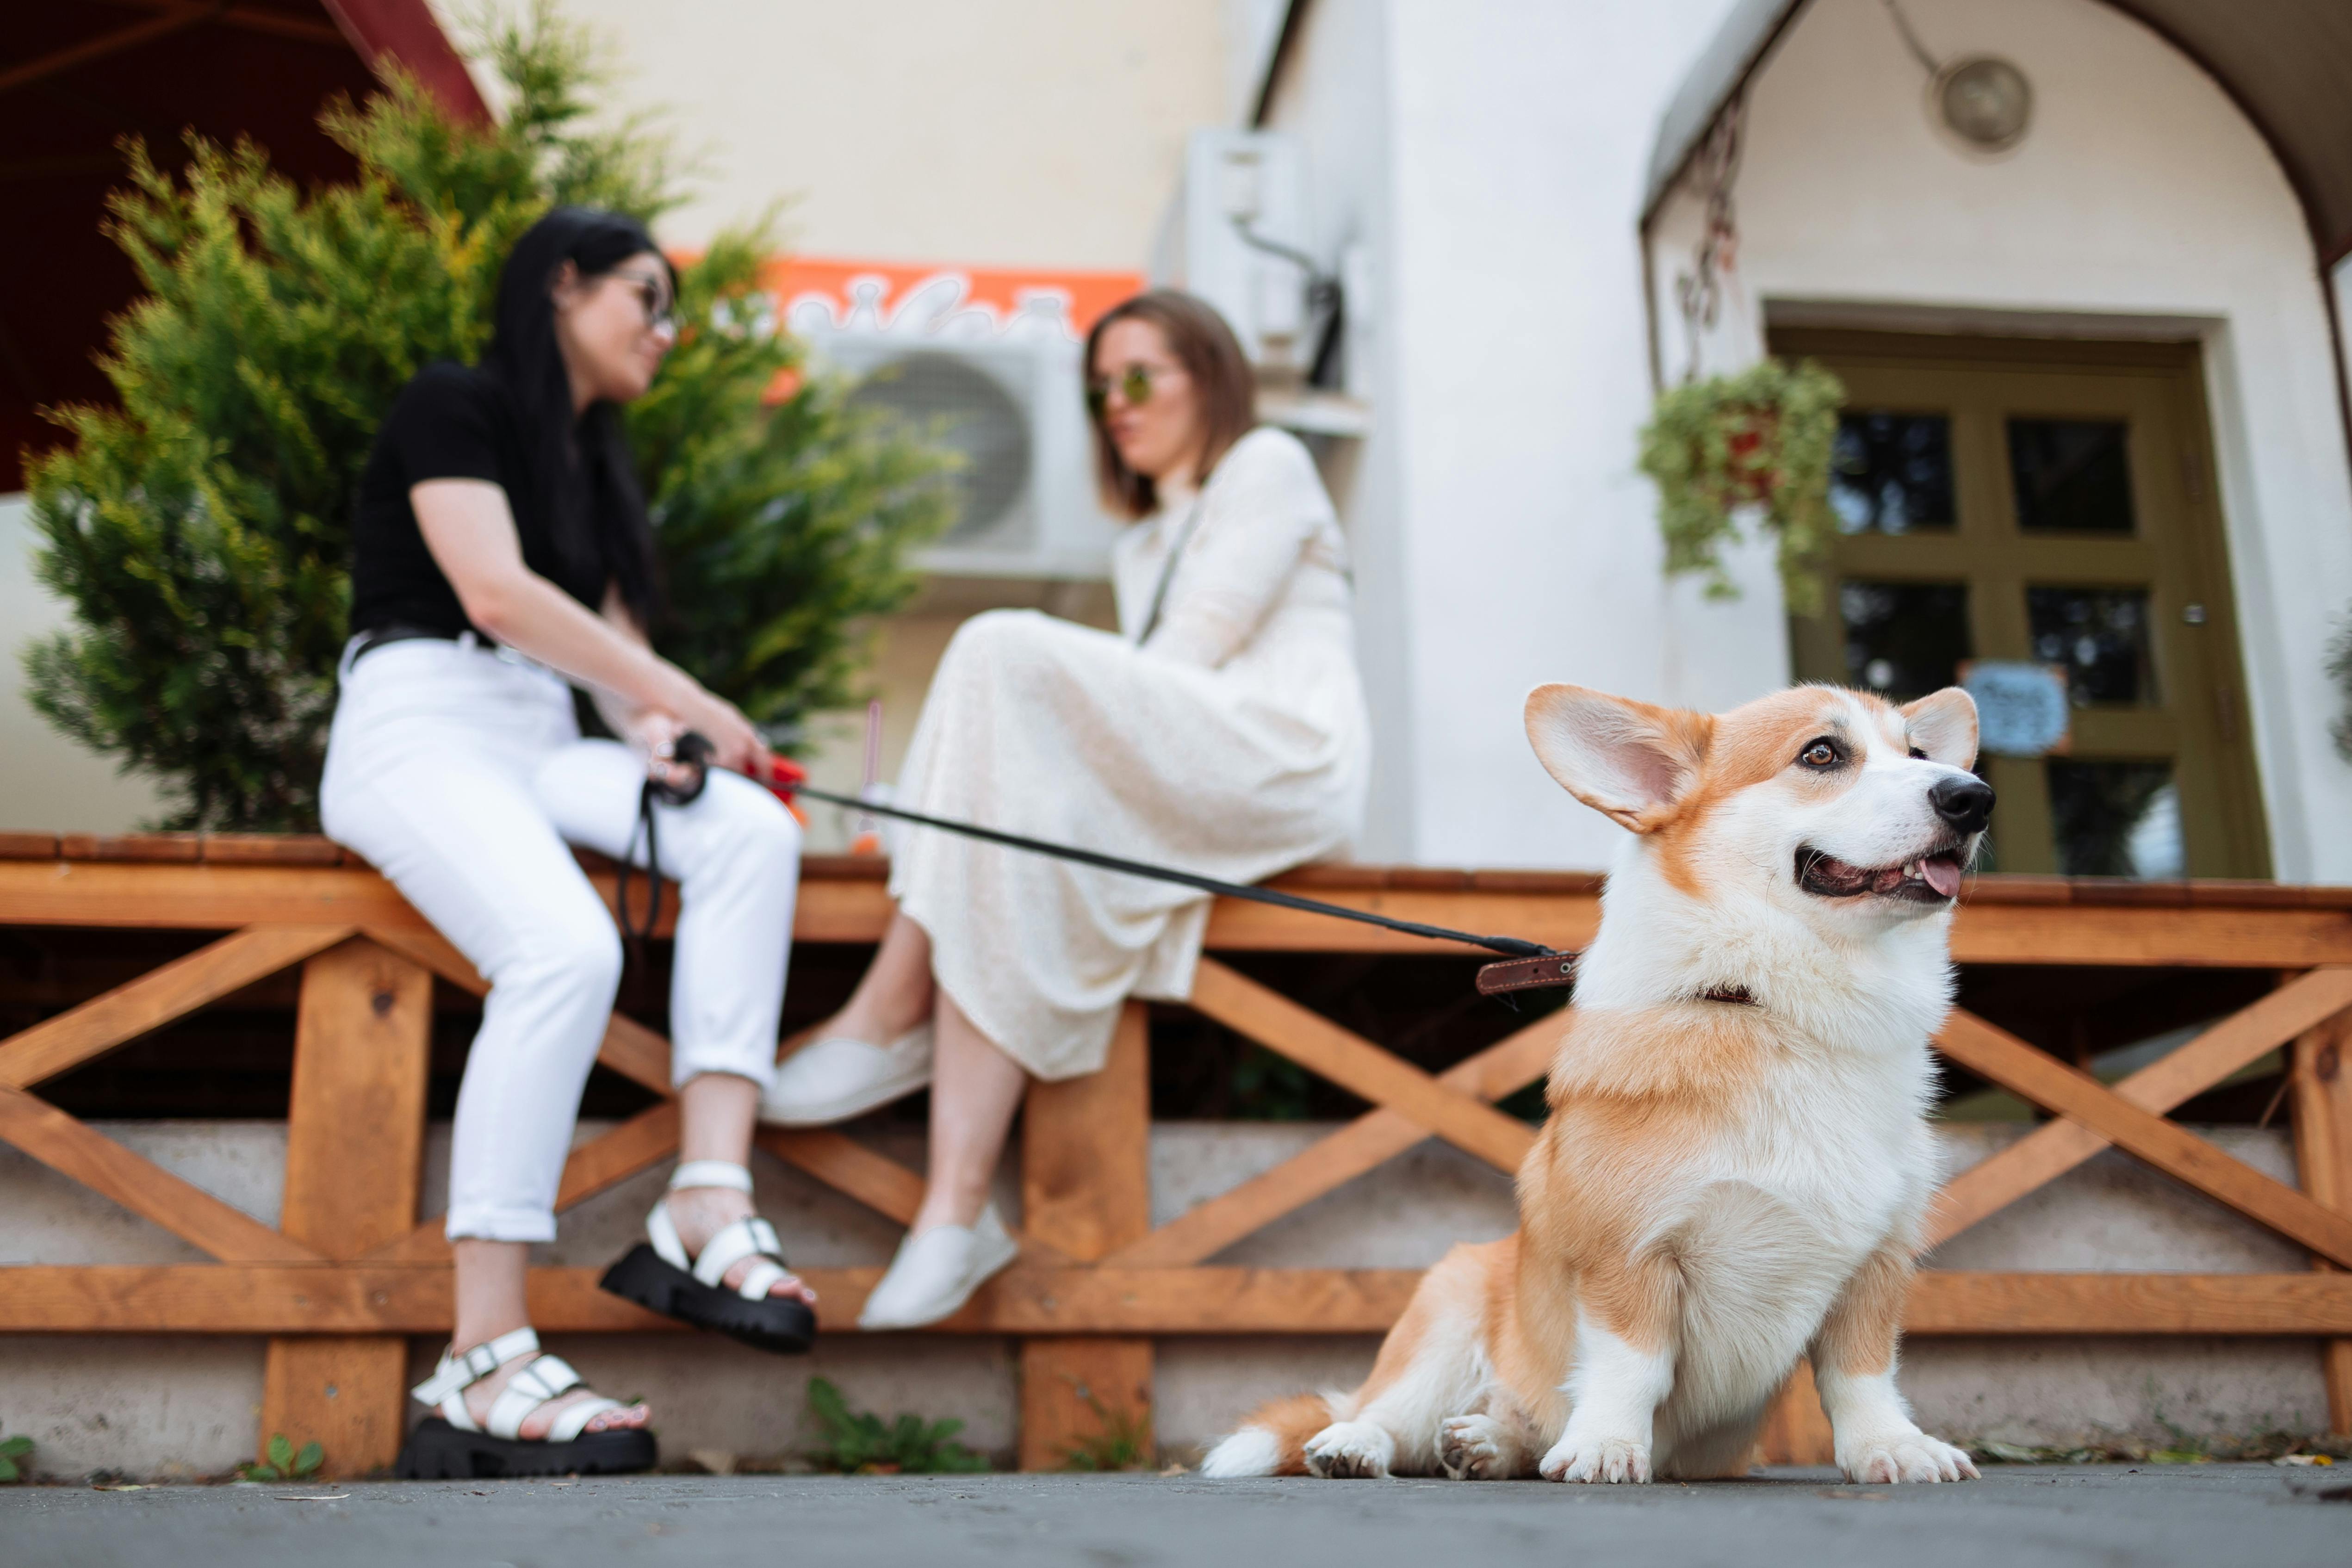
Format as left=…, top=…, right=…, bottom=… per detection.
left=3, top=832, right=2351, bottom=1475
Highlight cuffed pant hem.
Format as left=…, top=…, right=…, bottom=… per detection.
left=671, top=1050, right=778, bottom=1097
left=446, top=1208, right=559, bottom=1244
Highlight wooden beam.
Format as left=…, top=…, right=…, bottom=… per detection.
left=757, top=1127, right=925, bottom=1227
left=373, top=1100, right=685, bottom=1265
left=0, top=1085, right=320, bottom=1264
left=2291, top=1011, right=2352, bottom=1434
left=1946, top=905, right=2352, bottom=968
left=16, top=859, right=2352, bottom=965
left=0, top=924, right=352, bottom=1090
left=1933, top=1009, right=2352, bottom=1268
left=7, top=1265, right=2352, bottom=1336
left=1019, top=1001, right=1155, bottom=1470
left=1755, top=1361, right=1835, bottom=1466
left=262, top=940, right=433, bottom=1477
left=1925, top=969, right=2352, bottom=1246
left=0, top=5, right=224, bottom=98
left=1188, top=959, right=1536, bottom=1175
left=1106, top=1012, right=1558, bottom=1268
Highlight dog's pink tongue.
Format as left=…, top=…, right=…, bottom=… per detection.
left=1923, top=856, right=1963, bottom=898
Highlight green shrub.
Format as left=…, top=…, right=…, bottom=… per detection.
left=803, top=1376, right=988, bottom=1474
left=239, top=1432, right=323, bottom=1482
left=1638, top=357, right=1844, bottom=617
left=0, top=1428, right=31, bottom=1483
left=22, top=3, right=950, bottom=830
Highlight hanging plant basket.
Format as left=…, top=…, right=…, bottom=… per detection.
left=1638, top=357, right=1845, bottom=617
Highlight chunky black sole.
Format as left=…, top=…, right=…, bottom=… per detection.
left=599, top=1243, right=818, bottom=1354
left=395, top=1416, right=657, bottom=1480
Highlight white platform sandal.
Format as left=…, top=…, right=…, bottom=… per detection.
left=599, top=1160, right=818, bottom=1354
left=395, top=1326, right=653, bottom=1479
left=857, top=1204, right=1021, bottom=1330
left=758, top=1023, right=934, bottom=1126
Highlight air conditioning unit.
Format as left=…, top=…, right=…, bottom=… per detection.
left=1165, top=128, right=1317, bottom=384
left=786, top=273, right=1123, bottom=580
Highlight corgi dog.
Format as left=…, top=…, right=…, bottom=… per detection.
left=1201, top=683, right=1992, bottom=1486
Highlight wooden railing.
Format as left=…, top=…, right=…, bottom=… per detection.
left=3, top=831, right=2351, bottom=1474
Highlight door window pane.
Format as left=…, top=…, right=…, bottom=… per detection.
left=1839, top=581, right=1972, bottom=701
left=2047, top=760, right=2181, bottom=879
left=1831, top=412, right=1955, bottom=535
left=2009, top=418, right=2135, bottom=533
left=2026, top=586, right=2156, bottom=705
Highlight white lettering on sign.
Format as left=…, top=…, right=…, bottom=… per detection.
left=1961, top=661, right=2071, bottom=758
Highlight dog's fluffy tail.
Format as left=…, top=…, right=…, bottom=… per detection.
left=1198, top=1392, right=1337, bottom=1478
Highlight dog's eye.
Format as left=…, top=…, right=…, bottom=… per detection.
left=1909, top=747, right=1928, bottom=761
left=1798, top=738, right=1841, bottom=770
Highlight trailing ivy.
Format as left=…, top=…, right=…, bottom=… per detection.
left=1637, top=357, right=1845, bottom=616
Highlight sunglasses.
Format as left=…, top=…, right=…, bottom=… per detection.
left=1085, top=363, right=1176, bottom=419
left=613, top=272, right=677, bottom=334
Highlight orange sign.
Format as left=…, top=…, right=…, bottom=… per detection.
left=760, top=256, right=1144, bottom=337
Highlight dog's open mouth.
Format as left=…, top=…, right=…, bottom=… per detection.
left=1795, top=843, right=1967, bottom=902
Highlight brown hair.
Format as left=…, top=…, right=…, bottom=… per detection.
left=1084, top=289, right=1257, bottom=519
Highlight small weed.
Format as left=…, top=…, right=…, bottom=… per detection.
left=0, top=1429, right=31, bottom=1483
left=239, top=1434, right=324, bottom=1483
left=1057, top=1384, right=1153, bottom=1472
left=803, top=1378, right=987, bottom=1475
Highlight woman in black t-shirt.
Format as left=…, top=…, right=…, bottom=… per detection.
left=322, top=209, right=813, bottom=1478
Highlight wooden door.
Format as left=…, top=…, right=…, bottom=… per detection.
left=1775, top=329, right=2267, bottom=879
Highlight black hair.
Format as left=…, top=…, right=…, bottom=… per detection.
left=483, top=206, right=677, bottom=622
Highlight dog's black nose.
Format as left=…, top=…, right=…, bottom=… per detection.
left=1930, top=773, right=1996, bottom=834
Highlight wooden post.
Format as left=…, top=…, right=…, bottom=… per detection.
left=259, top=938, right=433, bottom=1477
left=1755, top=1358, right=1837, bottom=1467
left=1017, top=1001, right=1153, bottom=1471
left=2291, top=1010, right=2352, bottom=1435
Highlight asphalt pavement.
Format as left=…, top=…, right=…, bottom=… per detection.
left=7, top=1464, right=2348, bottom=1568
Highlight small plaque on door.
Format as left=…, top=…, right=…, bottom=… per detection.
left=1960, top=660, right=2072, bottom=758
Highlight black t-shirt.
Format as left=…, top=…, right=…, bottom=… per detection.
left=349, top=362, right=613, bottom=637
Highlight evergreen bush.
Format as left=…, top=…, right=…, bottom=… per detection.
left=21, top=6, right=951, bottom=830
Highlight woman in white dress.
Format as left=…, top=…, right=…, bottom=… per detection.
left=761, top=291, right=1370, bottom=1327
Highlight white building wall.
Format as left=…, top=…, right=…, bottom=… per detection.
left=464, top=0, right=1229, bottom=268
left=1278, top=0, right=1746, bottom=869
left=1648, top=0, right=2352, bottom=880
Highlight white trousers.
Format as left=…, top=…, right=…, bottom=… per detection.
left=319, top=637, right=801, bottom=1242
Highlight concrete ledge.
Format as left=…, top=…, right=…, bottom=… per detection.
left=0, top=1120, right=2337, bottom=1474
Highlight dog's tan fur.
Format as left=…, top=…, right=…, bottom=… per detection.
left=1201, top=683, right=1986, bottom=1486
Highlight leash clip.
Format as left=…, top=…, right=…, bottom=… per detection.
left=1476, top=953, right=1578, bottom=997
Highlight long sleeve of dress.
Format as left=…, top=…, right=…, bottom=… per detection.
left=1143, top=432, right=1331, bottom=669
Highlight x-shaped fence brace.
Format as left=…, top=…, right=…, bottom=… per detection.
left=4, top=889, right=2352, bottom=1470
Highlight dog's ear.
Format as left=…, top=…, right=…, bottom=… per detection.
left=1902, top=688, right=1980, bottom=769
left=1524, top=684, right=1711, bottom=833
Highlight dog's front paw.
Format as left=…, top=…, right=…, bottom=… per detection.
left=1838, top=1427, right=1980, bottom=1484
left=1539, top=1432, right=1651, bottom=1484
left=1303, top=1419, right=1396, bottom=1479
left=1438, top=1414, right=1517, bottom=1481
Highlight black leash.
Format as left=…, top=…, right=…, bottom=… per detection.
left=624, top=732, right=1577, bottom=995
left=615, top=736, right=715, bottom=949
left=788, top=781, right=1574, bottom=995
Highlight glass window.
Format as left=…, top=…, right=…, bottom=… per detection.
left=1839, top=581, right=1972, bottom=701
left=2008, top=418, right=2135, bottom=533
left=2046, top=760, right=2181, bottom=879
left=1830, top=412, right=1955, bottom=535
left=2026, top=586, right=2156, bottom=706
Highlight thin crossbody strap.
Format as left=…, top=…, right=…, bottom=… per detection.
left=1134, top=496, right=1206, bottom=647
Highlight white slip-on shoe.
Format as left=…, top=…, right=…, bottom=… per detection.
left=759, top=1023, right=935, bottom=1127
left=856, top=1204, right=1020, bottom=1330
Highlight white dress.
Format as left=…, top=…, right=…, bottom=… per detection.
left=887, top=427, right=1370, bottom=1078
